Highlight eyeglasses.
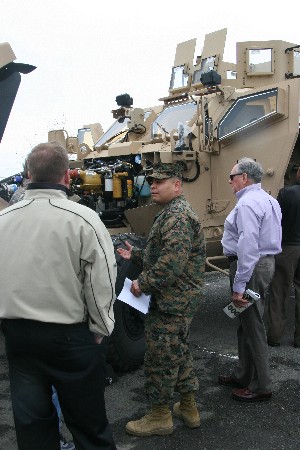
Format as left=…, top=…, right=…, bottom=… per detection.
left=229, top=172, right=244, bottom=181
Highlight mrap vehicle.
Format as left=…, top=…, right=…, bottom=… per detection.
left=1, top=29, right=300, bottom=372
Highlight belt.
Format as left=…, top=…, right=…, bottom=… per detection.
left=227, top=255, right=238, bottom=263
left=227, top=254, right=274, bottom=264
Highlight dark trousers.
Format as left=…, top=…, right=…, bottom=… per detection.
left=2, top=319, right=116, bottom=450
left=229, top=256, right=275, bottom=393
left=267, top=246, right=300, bottom=345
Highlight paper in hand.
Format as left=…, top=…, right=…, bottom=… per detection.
left=117, top=277, right=150, bottom=314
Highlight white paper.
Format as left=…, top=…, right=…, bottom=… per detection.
left=117, top=277, right=150, bottom=314
left=223, top=289, right=261, bottom=319
left=223, top=300, right=254, bottom=319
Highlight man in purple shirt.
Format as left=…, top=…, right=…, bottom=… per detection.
left=219, top=157, right=282, bottom=402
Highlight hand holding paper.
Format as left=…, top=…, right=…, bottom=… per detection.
left=118, top=278, right=150, bottom=314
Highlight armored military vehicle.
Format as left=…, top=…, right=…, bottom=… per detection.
left=0, top=42, right=36, bottom=209
left=3, top=29, right=300, bottom=372
left=49, top=28, right=300, bottom=259
left=47, top=29, right=300, bottom=371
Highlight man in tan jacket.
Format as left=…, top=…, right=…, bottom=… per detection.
left=0, top=142, right=117, bottom=450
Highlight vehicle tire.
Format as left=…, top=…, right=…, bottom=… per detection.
left=107, top=233, right=147, bottom=373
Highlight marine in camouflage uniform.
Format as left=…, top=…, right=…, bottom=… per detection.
left=118, top=162, right=205, bottom=437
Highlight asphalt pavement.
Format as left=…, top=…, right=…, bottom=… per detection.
left=1, top=272, right=299, bottom=450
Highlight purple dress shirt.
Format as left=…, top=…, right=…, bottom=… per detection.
left=221, top=183, right=282, bottom=293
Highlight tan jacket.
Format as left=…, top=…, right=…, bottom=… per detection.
left=0, top=185, right=117, bottom=336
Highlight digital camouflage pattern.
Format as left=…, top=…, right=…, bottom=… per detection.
left=131, top=194, right=205, bottom=404
left=144, top=310, right=199, bottom=404
left=132, top=194, right=205, bottom=317
left=146, top=162, right=184, bottom=182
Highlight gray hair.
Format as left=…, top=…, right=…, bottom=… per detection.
left=237, top=157, right=263, bottom=183
left=27, top=142, right=69, bottom=183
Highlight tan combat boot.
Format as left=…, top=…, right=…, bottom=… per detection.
left=173, top=392, right=201, bottom=428
left=125, top=404, right=173, bottom=436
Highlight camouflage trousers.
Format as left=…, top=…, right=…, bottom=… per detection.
left=144, top=309, right=199, bottom=405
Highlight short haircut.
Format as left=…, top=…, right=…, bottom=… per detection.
left=237, top=157, right=263, bottom=183
left=27, top=142, right=69, bottom=183
left=174, top=176, right=183, bottom=186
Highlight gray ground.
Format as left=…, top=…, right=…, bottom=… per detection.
left=1, top=272, right=299, bottom=450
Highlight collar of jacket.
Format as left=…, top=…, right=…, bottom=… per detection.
left=154, top=194, right=185, bottom=221
left=236, top=182, right=261, bottom=200
left=27, top=182, right=71, bottom=196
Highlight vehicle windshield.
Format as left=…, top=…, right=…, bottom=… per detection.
left=95, top=110, right=153, bottom=149
left=151, top=102, right=197, bottom=138
left=94, top=118, right=130, bottom=149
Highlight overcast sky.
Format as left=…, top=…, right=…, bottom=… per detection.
left=1, top=0, right=299, bottom=178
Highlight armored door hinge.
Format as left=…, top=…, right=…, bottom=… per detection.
left=206, top=199, right=230, bottom=214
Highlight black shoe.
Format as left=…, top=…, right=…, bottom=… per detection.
left=294, top=342, right=300, bottom=348
left=218, top=375, right=243, bottom=388
left=267, top=339, right=280, bottom=347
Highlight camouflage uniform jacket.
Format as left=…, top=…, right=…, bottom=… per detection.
left=131, top=195, right=205, bottom=317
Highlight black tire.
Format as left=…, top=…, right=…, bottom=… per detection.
left=107, top=233, right=147, bottom=373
